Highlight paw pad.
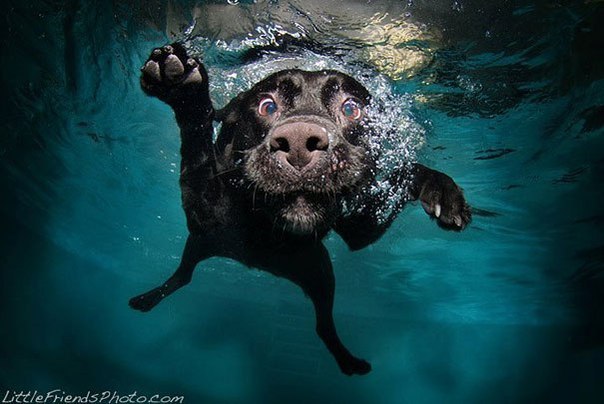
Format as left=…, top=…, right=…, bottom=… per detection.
left=139, top=43, right=206, bottom=103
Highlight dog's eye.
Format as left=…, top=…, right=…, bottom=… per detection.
left=258, top=97, right=278, bottom=116
left=341, top=99, right=363, bottom=121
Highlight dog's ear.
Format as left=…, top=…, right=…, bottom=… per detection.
left=215, top=90, right=261, bottom=162
left=215, top=93, right=245, bottom=124
left=214, top=93, right=245, bottom=155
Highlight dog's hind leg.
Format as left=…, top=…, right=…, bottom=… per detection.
left=129, top=234, right=208, bottom=312
left=278, top=243, right=372, bottom=376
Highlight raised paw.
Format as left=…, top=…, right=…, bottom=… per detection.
left=140, top=43, right=207, bottom=105
left=419, top=172, right=471, bottom=231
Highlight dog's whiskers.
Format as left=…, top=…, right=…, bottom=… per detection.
left=252, top=184, right=259, bottom=210
left=209, top=167, right=239, bottom=179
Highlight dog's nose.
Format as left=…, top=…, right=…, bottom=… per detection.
left=269, top=122, right=329, bottom=170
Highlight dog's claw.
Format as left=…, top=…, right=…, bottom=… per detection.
left=419, top=173, right=471, bottom=230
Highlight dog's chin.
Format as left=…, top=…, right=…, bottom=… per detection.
left=275, top=194, right=333, bottom=236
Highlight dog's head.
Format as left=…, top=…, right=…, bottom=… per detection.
left=217, top=69, right=375, bottom=235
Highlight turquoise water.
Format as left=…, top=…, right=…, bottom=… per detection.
left=1, top=1, right=603, bottom=402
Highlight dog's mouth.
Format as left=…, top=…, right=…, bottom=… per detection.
left=271, top=192, right=337, bottom=236
left=242, top=128, right=371, bottom=235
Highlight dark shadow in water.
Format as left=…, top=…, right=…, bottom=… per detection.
left=569, top=245, right=604, bottom=351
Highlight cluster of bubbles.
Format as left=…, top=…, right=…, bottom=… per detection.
left=179, top=23, right=426, bottom=224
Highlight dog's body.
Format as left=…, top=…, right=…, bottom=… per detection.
left=129, top=43, right=471, bottom=375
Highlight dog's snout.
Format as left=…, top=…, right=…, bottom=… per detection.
left=269, top=122, right=329, bottom=170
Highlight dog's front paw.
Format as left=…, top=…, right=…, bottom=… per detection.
left=419, top=172, right=471, bottom=230
left=140, top=43, right=207, bottom=105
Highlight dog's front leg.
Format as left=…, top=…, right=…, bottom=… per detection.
left=139, top=43, right=215, bottom=168
left=335, top=162, right=471, bottom=251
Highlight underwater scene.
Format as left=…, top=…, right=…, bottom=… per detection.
left=1, top=0, right=603, bottom=402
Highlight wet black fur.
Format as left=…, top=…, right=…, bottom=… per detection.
left=130, top=43, right=471, bottom=375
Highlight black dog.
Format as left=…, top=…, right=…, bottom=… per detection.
left=129, top=43, right=471, bottom=375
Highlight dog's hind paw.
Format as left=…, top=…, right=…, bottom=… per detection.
left=129, top=288, right=165, bottom=312
left=339, top=356, right=372, bottom=376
